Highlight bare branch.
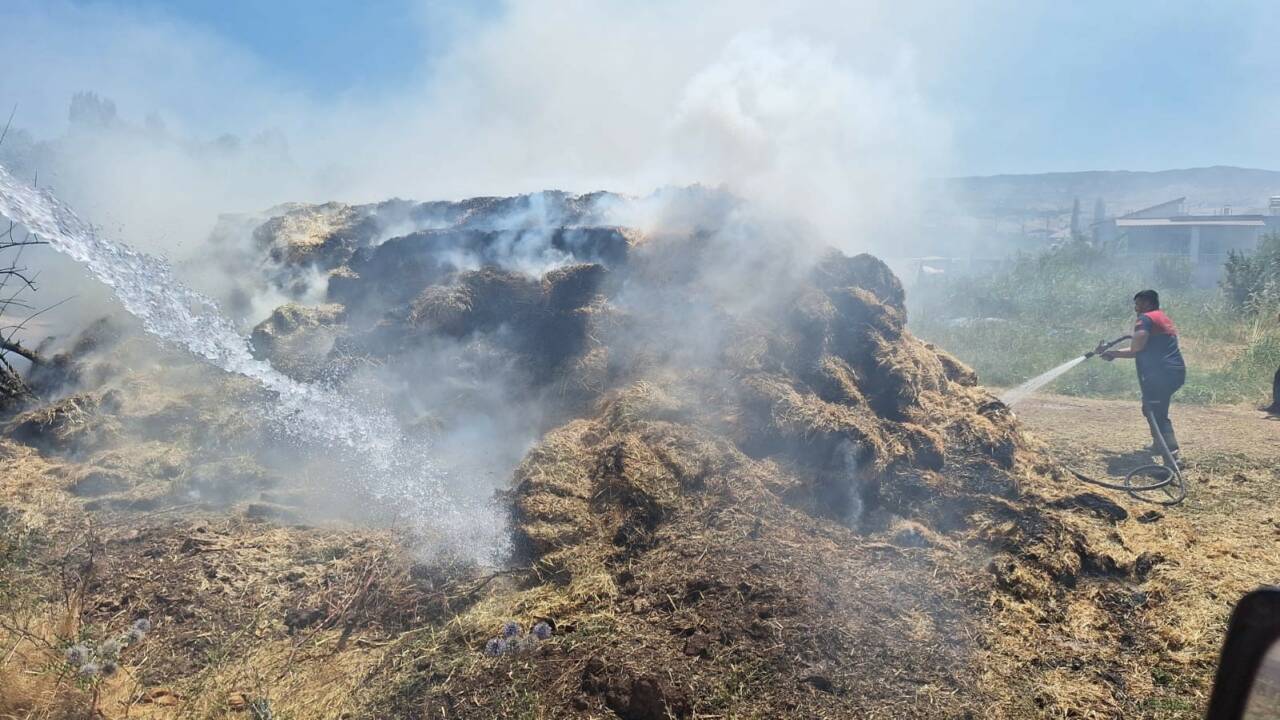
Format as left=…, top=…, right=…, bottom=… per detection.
left=0, top=337, right=43, bottom=365
left=0, top=135, right=57, bottom=408
left=0, top=104, right=15, bottom=148
left=0, top=268, right=38, bottom=295
left=0, top=300, right=38, bottom=313
left=1, top=295, right=73, bottom=349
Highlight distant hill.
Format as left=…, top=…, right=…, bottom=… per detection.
left=945, top=166, right=1280, bottom=217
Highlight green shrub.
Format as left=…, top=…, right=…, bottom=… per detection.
left=909, top=240, right=1278, bottom=405
left=1221, top=232, right=1280, bottom=313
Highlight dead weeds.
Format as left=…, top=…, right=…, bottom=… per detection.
left=2, top=244, right=1270, bottom=719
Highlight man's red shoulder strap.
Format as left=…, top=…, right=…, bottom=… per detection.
left=1140, top=310, right=1177, bottom=336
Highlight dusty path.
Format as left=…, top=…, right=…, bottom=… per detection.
left=1014, top=394, right=1280, bottom=715
left=1015, top=394, right=1280, bottom=471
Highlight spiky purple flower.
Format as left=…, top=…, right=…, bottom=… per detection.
left=125, top=628, right=146, bottom=644
left=501, top=621, right=520, bottom=638
left=65, top=644, right=91, bottom=666
left=79, top=662, right=101, bottom=678
left=100, top=660, right=119, bottom=677
left=484, top=637, right=508, bottom=656
left=132, top=618, right=152, bottom=633
left=99, top=639, right=123, bottom=657
left=65, top=644, right=90, bottom=665
left=531, top=622, right=553, bottom=640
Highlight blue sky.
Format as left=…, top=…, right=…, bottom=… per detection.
left=4, top=0, right=1280, bottom=181
left=925, top=2, right=1279, bottom=174
left=94, top=0, right=433, bottom=95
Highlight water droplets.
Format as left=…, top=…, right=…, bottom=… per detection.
left=0, top=163, right=503, bottom=560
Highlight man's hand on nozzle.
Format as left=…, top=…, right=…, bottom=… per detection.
left=1094, top=340, right=1110, bottom=356
left=1100, top=350, right=1116, bottom=361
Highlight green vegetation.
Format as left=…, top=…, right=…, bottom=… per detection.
left=909, top=240, right=1280, bottom=405
left=1223, top=232, right=1280, bottom=313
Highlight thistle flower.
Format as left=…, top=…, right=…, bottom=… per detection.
left=131, top=618, right=152, bottom=633
left=531, top=622, right=553, bottom=640
left=512, top=636, right=539, bottom=653
left=65, top=644, right=91, bottom=666
left=501, top=620, right=520, bottom=638
left=484, top=637, right=508, bottom=656
left=124, top=628, right=146, bottom=644
left=99, top=639, right=124, bottom=657
left=79, top=662, right=101, bottom=678
left=100, top=660, right=119, bottom=677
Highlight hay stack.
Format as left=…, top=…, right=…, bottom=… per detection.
left=1, top=197, right=1206, bottom=717
left=489, top=247, right=1149, bottom=716
left=251, top=303, right=347, bottom=381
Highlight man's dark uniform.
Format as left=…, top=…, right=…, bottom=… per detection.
left=1268, top=367, right=1280, bottom=414
left=1134, top=309, right=1185, bottom=453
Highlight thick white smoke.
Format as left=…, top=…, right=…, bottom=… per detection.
left=1, top=0, right=967, bottom=264
left=671, top=31, right=946, bottom=247
left=0, top=0, right=974, bottom=560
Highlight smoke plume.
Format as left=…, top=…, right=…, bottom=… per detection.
left=0, top=0, right=972, bottom=558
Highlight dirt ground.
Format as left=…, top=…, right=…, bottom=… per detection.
left=1015, top=394, right=1280, bottom=471
left=3, top=221, right=1277, bottom=719
left=1013, top=394, right=1280, bottom=716
left=3, top=393, right=1276, bottom=718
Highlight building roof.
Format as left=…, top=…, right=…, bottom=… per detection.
left=1116, top=216, right=1265, bottom=227
left=1121, top=197, right=1186, bottom=219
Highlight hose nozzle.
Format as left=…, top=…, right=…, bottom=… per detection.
left=1085, top=334, right=1132, bottom=359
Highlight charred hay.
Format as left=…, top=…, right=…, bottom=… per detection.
left=249, top=223, right=1164, bottom=715
left=0, top=195, right=1236, bottom=718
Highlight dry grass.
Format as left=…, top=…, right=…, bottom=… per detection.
left=0, top=499, right=479, bottom=720
left=1000, top=395, right=1280, bottom=716
left=4, top=245, right=1274, bottom=719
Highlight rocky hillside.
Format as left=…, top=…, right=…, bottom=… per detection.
left=946, top=165, right=1280, bottom=215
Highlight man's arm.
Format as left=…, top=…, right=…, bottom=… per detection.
left=1103, top=329, right=1148, bottom=360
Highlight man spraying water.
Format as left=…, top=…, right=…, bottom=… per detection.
left=1096, top=289, right=1186, bottom=459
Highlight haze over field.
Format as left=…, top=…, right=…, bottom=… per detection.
left=1, top=3, right=1279, bottom=719
left=4, top=0, right=1280, bottom=259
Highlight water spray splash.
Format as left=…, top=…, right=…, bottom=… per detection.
left=999, top=356, right=1087, bottom=407
left=0, top=163, right=500, bottom=559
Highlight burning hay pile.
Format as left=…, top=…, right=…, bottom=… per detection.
left=0, top=190, right=1228, bottom=718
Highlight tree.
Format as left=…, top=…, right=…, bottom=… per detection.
left=0, top=219, right=45, bottom=408
left=0, top=108, right=49, bottom=410
left=1070, top=197, right=1081, bottom=239
left=1091, top=197, right=1107, bottom=244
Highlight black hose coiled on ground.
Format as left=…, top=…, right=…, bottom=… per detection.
left=1067, top=411, right=1186, bottom=505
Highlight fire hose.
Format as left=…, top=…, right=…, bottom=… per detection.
left=1064, top=334, right=1188, bottom=505
left=1066, top=410, right=1186, bottom=505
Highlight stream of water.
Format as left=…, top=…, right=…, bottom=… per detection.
left=0, top=163, right=498, bottom=557
left=998, top=355, right=1087, bottom=407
